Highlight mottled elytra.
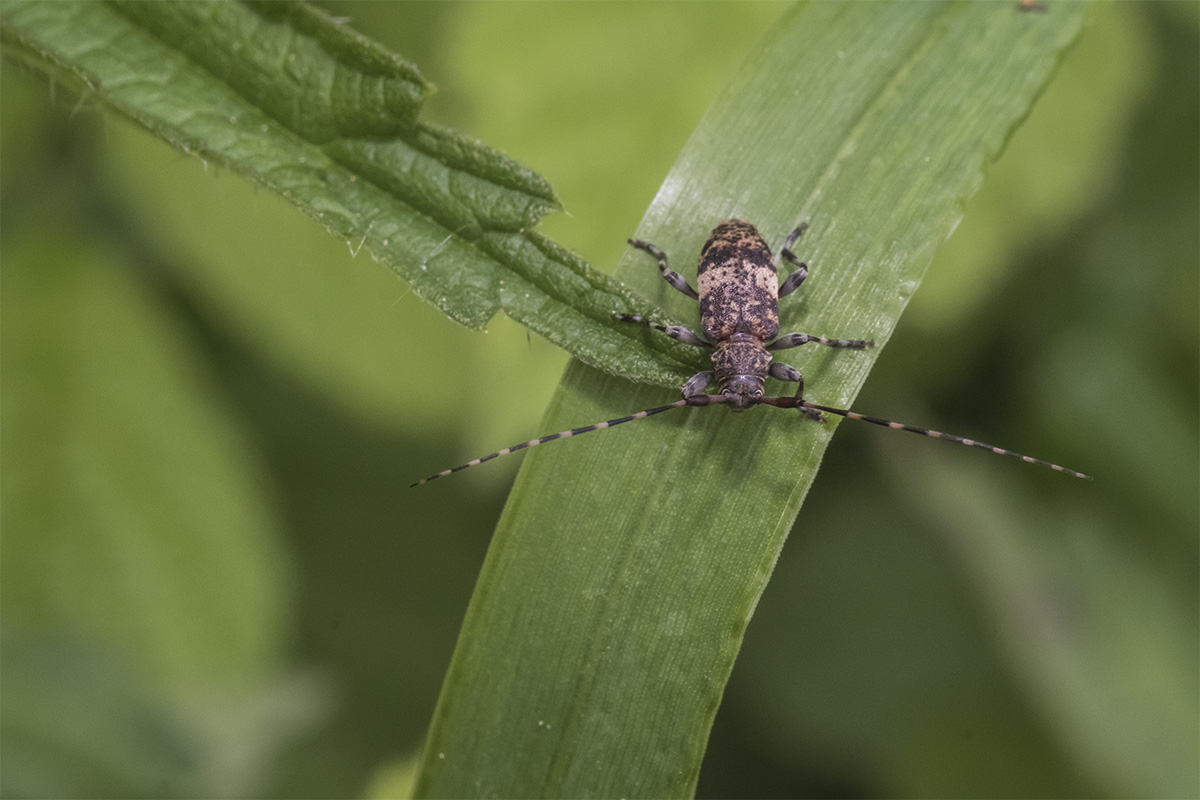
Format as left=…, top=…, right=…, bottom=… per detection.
left=412, top=220, right=1091, bottom=486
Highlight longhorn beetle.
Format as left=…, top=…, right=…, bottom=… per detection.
left=412, top=219, right=1091, bottom=486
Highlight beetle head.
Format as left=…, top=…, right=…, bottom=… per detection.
left=723, top=376, right=765, bottom=411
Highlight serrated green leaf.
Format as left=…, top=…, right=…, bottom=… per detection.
left=415, top=3, right=1089, bottom=797
left=0, top=0, right=703, bottom=387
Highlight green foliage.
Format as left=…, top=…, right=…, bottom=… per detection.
left=2, top=2, right=1196, bottom=799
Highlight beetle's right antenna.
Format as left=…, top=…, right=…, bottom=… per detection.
left=761, top=396, right=1092, bottom=479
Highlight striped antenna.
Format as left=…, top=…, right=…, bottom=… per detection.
left=410, top=400, right=690, bottom=487
left=761, top=396, right=1092, bottom=479
left=413, top=393, right=1091, bottom=486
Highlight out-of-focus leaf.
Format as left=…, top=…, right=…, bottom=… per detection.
left=0, top=630, right=330, bottom=799
left=0, top=631, right=196, bottom=798
left=0, top=226, right=288, bottom=688
left=895, top=446, right=1198, bottom=799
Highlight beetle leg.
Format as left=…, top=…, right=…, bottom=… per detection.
left=629, top=238, right=700, bottom=300
left=613, top=313, right=712, bottom=348
left=769, top=361, right=825, bottom=422
left=769, top=332, right=873, bottom=351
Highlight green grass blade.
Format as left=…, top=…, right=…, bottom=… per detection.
left=415, top=3, right=1088, bottom=797
left=0, top=0, right=701, bottom=387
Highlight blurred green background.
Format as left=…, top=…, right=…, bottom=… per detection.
left=2, top=2, right=1196, bottom=798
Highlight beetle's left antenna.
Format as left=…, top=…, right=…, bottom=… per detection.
left=411, top=399, right=692, bottom=486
